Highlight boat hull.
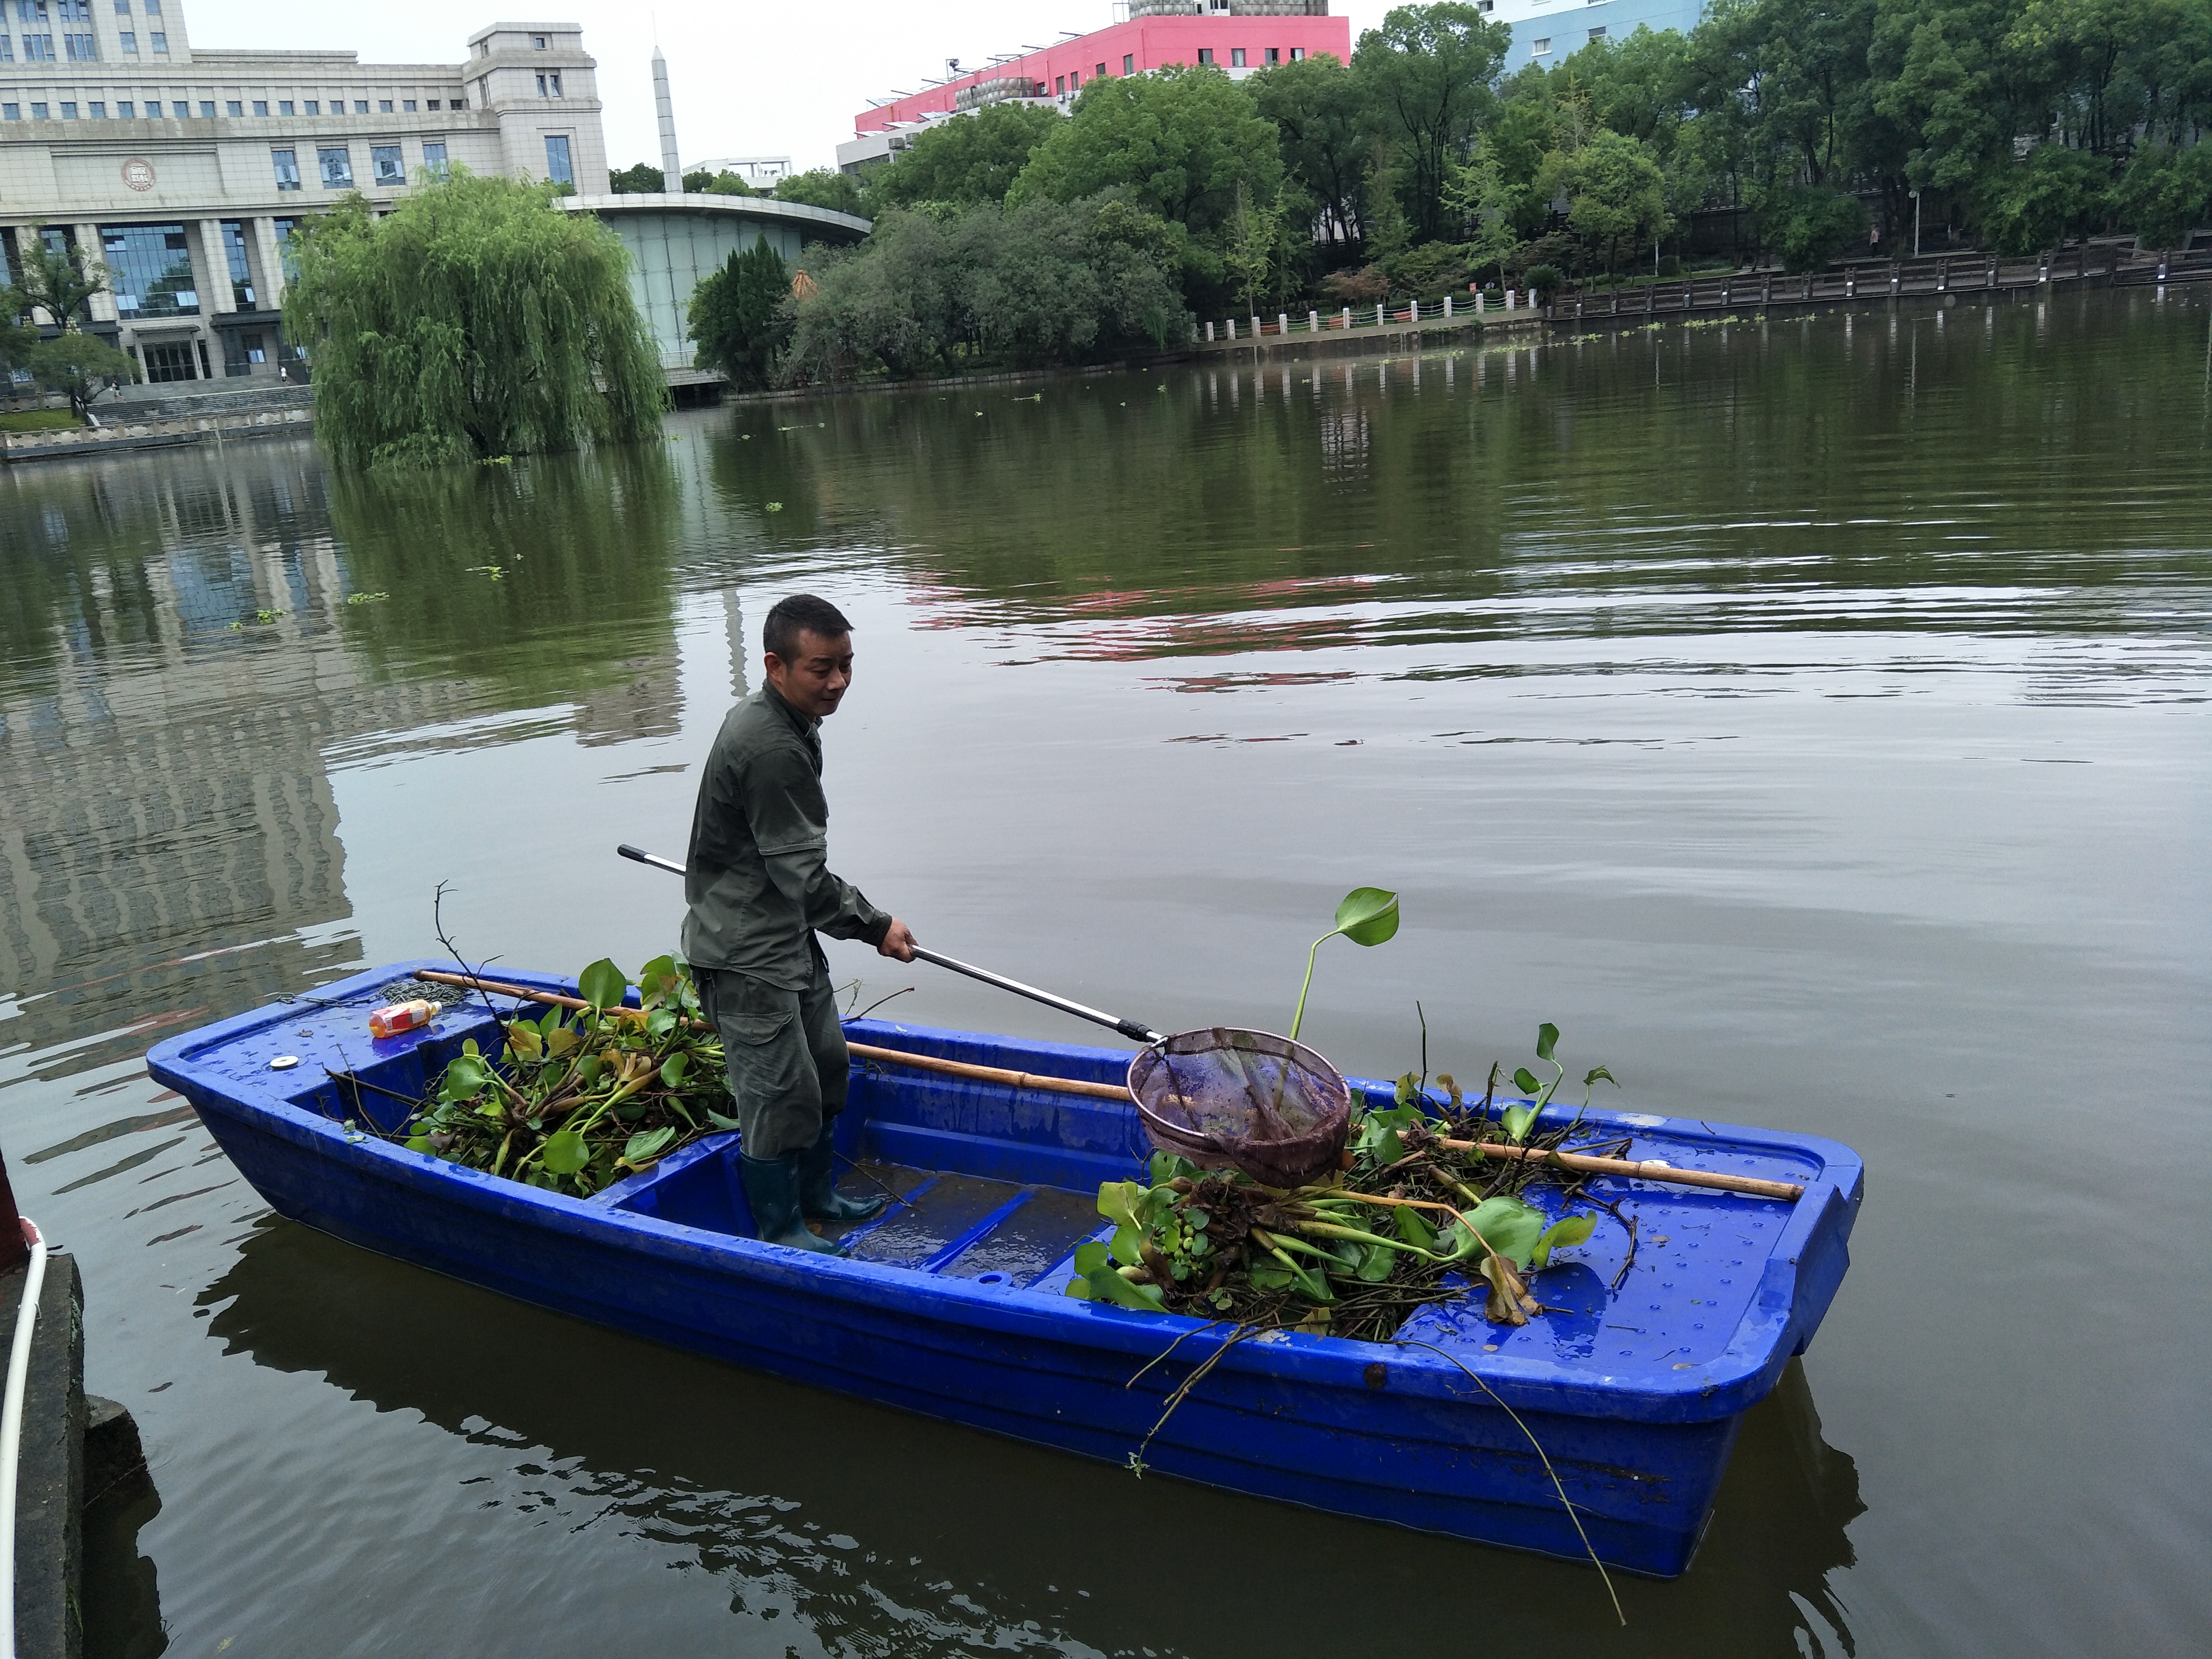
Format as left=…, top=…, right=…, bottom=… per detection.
left=149, top=960, right=1862, bottom=1576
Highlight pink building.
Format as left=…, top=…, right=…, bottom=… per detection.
left=839, top=5, right=1352, bottom=170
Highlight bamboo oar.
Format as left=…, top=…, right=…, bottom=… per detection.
left=1434, top=1136, right=1803, bottom=1202
left=415, top=972, right=1802, bottom=1198
left=415, top=970, right=1132, bottom=1102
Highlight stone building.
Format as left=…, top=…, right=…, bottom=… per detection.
left=0, top=6, right=609, bottom=388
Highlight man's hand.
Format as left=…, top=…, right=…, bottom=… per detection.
left=878, top=919, right=918, bottom=962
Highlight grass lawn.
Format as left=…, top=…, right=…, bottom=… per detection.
left=0, top=409, right=82, bottom=433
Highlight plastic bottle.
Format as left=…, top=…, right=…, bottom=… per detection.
left=369, top=998, right=434, bottom=1040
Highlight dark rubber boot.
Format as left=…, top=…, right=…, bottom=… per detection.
left=799, top=1130, right=887, bottom=1222
left=738, top=1153, right=839, bottom=1253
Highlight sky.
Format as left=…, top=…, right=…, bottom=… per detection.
left=188, top=1, right=1394, bottom=174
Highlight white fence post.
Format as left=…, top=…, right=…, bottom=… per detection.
left=1375, top=303, right=1385, bottom=328
left=1205, top=320, right=1215, bottom=342
left=1443, top=293, right=1453, bottom=319
left=1341, top=306, right=1352, bottom=329
left=1505, top=288, right=1517, bottom=311
left=1308, top=308, right=1319, bottom=332
left=1226, top=317, right=1237, bottom=340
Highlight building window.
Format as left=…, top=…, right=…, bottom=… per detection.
left=402, top=98, right=415, bottom=110
left=371, top=143, right=402, bottom=184
left=1588, top=24, right=1607, bottom=39
left=146, top=0, right=157, bottom=10
left=58, top=99, right=74, bottom=116
left=1196, top=48, right=1214, bottom=65
left=148, top=28, right=162, bottom=49
left=114, top=0, right=127, bottom=9
left=1122, top=52, right=1133, bottom=74
left=198, top=99, right=213, bottom=116
left=141, top=341, right=195, bottom=381
left=115, top=99, right=129, bottom=115
left=1532, top=38, right=1552, bottom=54
left=531, top=33, right=546, bottom=48
left=225, top=98, right=240, bottom=115
left=1096, top=61, right=1105, bottom=78
left=1, top=104, right=15, bottom=119
left=88, top=100, right=102, bottom=115
left=221, top=220, right=254, bottom=307
left=63, top=30, right=91, bottom=57
left=252, top=98, right=265, bottom=114
left=318, top=144, right=351, bottom=187
left=350, top=98, right=365, bottom=113
left=168, top=100, right=183, bottom=116
left=302, top=99, right=317, bottom=114
left=100, top=222, right=198, bottom=318
left=1290, top=47, right=1305, bottom=60
left=378, top=98, right=391, bottom=112
left=534, top=71, right=561, bottom=96
left=24, top=34, right=54, bottom=59
left=0, top=35, right=12, bottom=59
left=543, top=132, right=571, bottom=185
left=271, top=147, right=299, bottom=189
left=1230, top=48, right=1245, bottom=67
left=29, top=99, right=45, bottom=116
left=425, top=98, right=439, bottom=109
left=1054, top=74, right=1064, bottom=95
left=58, top=0, right=92, bottom=18
left=1266, top=47, right=1280, bottom=63
left=421, top=138, right=447, bottom=178
left=277, top=99, right=291, bottom=114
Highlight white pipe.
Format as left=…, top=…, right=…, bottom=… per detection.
left=0, top=1218, right=48, bottom=1659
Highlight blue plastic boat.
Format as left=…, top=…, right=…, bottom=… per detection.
left=146, top=959, right=1862, bottom=1576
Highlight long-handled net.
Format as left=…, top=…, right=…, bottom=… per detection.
left=1126, top=1027, right=1350, bottom=1190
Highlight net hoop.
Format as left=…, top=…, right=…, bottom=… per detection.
left=1126, top=1026, right=1351, bottom=1190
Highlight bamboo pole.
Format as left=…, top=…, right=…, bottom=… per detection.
left=1434, top=1136, right=1803, bottom=1202
left=414, top=973, right=1803, bottom=1197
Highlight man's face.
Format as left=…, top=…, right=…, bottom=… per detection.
left=764, top=629, right=854, bottom=719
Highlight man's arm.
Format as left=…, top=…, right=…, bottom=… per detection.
left=747, top=746, right=896, bottom=946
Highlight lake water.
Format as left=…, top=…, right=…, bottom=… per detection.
left=5, top=287, right=2208, bottom=1658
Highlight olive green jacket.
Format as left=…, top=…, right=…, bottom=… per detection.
left=680, top=682, right=890, bottom=988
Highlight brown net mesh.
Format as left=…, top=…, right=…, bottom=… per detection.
left=1126, top=1027, right=1350, bottom=1190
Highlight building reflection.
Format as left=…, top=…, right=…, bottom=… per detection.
left=0, top=441, right=684, bottom=1065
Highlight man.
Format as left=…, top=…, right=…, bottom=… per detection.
left=682, top=593, right=917, bottom=1252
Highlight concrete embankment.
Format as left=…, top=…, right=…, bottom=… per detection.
left=3, top=385, right=314, bottom=465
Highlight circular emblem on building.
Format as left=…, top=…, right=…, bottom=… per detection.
left=121, top=157, right=156, bottom=192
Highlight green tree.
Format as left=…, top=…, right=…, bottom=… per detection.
left=870, top=102, right=1063, bottom=209
left=1537, top=127, right=1671, bottom=274
left=27, top=330, right=140, bottom=415
left=1976, top=142, right=2115, bottom=251
left=2115, top=142, right=2212, bottom=246
left=1012, top=65, right=1285, bottom=304
left=1225, top=182, right=1284, bottom=311
left=1249, top=52, right=1371, bottom=254
left=781, top=196, right=1190, bottom=385
left=776, top=169, right=868, bottom=215
left=609, top=161, right=668, bottom=193
left=1352, top=3, right=1512, bottom=243
left=13, top=239, right=108, bottom=327
left=1762, top=183, right=1870, bottom=268
left=688, top=238, right=790, bottom=391
left=285, top=170, right=665, bottom=469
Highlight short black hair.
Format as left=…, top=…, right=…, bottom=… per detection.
left=763, top=593, right=853, bottom=660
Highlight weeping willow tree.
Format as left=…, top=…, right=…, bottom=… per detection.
left=287, top=171, right=666, bottom=469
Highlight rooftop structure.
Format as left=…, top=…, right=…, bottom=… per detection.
left=0, top=5, right=608, bottom=388
left=840, top=3, right=1348, bottom=174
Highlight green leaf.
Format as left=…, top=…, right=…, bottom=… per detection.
left=660, top=1052, right=691, bottom=1088
left=1334, top=886, right=1400, bottom=946
left=1394, top=1071, right=1418, bottom=1107
left=1088, top=1268, right=1167, bottom=1312
left=1064, top=1274, right=1094, bottom=1301
left=544, top=1027, right=579, bottom=1059
left=1536, top=1022, right=1560, bottom=1063
left=1110, top=1224, right=1148, bottom=1268
left=1395, top=1204, right=1437, bottom=1250
left=1512, top=1067, right=1540, bottom=1096
left=1096, top=1180, right=1147, bottom=1233
left=1462, top=1195, right=1550, bottom=1269
left=505, top=1024, right=542, bottom=1062
left=540, top=1128, right=591, bottom=1175
left=1374, top=1127, right=1406, bottom=1166
left=1584, top=1065, right=1617, bottom=1089
left=637, top=954, right=679, bottom=1006
left=1357, top=1243, right=1395, bottom=1283
left=624, top=1126, right=676, bottom=1164
left=1531, top=1213, right=1597, bottom=1269
left=1249, top=1264, right=1295, bottom=1290
left=647, top=1008, right=677, bottom=1038
left=1073, top=1239, right=1110, bottom=1277
left=438, top=1054, right=487, bottom=1103
left=404, top=1135, right=434, bottom=1153
left=577, top=958, right=628, bottom=1010
left=1501, top=1103, right=1538, bottom=1142
left=705, top=1108, right=742, bottom=1131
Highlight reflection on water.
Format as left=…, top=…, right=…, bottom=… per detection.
left=2, top=287, right=2208, bottom=1657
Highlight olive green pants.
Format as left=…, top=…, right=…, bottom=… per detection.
left=696, top=961, right=849, bottom=1161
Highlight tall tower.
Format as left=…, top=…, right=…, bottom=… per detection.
left=653, top=46, right=682, bottom=192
